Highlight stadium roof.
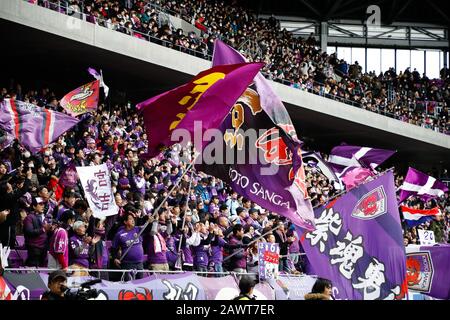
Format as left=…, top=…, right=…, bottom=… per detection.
left=247, top=0, right=450, bottom=26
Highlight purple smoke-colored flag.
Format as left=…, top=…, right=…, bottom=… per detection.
left=203, top=39, right=315, bottom=230
left=398, top=167, right=448, bottom=203
left=298, top=171, right=408, bottom=300
left=0, top=99, right=80, bottom=154
left=328, top=144, right=395, bottom=178
left=406, top=244, right=450, bottom=300
left=137, top=62, right=263, bottom=159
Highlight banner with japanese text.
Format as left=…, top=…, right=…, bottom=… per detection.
left=76, top=164, right=119, bottom=219
left=298, top=171, right=408, bottom=300
left=258, top=242, right=280, bottom=281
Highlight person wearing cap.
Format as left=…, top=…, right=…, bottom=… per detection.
left=195, top=178, right=211, bottom=204
left=83, top=137, right=97, bottom=156
left=41, top=270, right=68, bottom=300
left=232, top=275, right=256, bottom=300
left=48, top=210, right=75, bottom=270
left=23, top=197, right=53, bottom=267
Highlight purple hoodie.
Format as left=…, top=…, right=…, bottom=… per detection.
left=228, top=235, right=247, bottom=269
left=192, top=233, right=213, bottom=268
left=165, top=236, right=179, bottom=267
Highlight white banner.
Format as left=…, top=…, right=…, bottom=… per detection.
left=76, top=164, right=119, bottom=219
left=418, top=230, right=436, bottom=245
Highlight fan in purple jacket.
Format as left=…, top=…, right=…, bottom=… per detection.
left=209, top=226, right=227, bottom=275
left=192, top=222, right=215, bottom=272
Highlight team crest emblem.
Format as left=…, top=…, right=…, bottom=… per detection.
left=352, top=186, right=387, bottom=220
left=406, top=252, right=434, bottom=293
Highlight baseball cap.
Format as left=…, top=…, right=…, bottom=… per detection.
left=32, top=197, right=45, bottom=206
left=48, top=270, right=67, bottom=285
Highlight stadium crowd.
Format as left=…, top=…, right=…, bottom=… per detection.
left=29, top=0, right=450, bottom=134
left=0, top=77, right=449, bottom=281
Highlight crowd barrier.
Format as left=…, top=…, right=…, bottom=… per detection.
left=0, top=268, right=318, bottom=300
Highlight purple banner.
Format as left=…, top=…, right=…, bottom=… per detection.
left=298, top=171, right=408, bottom=300
left=406, top=244, right=450, bottom=300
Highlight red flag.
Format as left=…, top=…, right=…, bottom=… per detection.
left=60, top=80, right=100, bottom=116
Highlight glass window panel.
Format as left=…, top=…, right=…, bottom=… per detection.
left=366, top=48, right=381, bottom=75
left=381, top=49, right=395, bottom=73
left=426, top=50, right=440, bottom=79
left=396, top=49, right=411, bottom=73
left=411, top=50, right=424, bottom=75
left=337, top=47, right=352, bottom=63
left=327, top=46, right=336, bottom=55
left=351, top=47, right=365, bottom=73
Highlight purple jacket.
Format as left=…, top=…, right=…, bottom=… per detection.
left=23, top=212, right=48, bottom=249
left=69, top=234, right=91, bottom=267
left=165, top=236, right=179, bottom=267
left=210, top=236, right=226, bottom=265
left=227, top=236, right=247, bottom=269
left=192, top=233, right=214, bottom=268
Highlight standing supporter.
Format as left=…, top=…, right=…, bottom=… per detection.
left=48, top=210, right=75, bottom=270
left=23, top=197, right=52, bottom=267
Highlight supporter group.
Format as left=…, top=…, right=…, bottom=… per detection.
left=0, top=0, right=449, bottom=285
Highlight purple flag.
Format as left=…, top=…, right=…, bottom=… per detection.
left=137, top=62, right=263, bottom=159
left=399, top=167, right=448, bottom=203
left=298, top=171, right=408, bottom=300
left=406, top=244, right=450, bottom=300
left=201, top=40, right=314, bottom=230
left=328, top=144, right=396, bottom=177
left=0, top=99, right=80, bottom=154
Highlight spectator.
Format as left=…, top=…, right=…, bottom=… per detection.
left=48, top=209, right=75, bottom=270
left=23, top=197, right=52, bottom=267
left=305, top=278, right=334, bottom=300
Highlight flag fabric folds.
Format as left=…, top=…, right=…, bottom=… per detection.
left=60, top=80, right=100, bottom=116
left=400, top=206, right=440, bottom=227
left=137, top=62, right=263, bottom=159
left=398, top=167, right=448, bottom=203
left=328, top=144, right=395, bottom=177
left=198, top=39, right=315, bottom=231
left=88, top=67, right=109, bottom=97
left=302, top=151, right=342, bottom=190
left=299, top=171, right=408, bottom=300
left=341, top=167, right=373, bottom=190
left=76, top=164, right=119, bottom=219
left=0, top=99, right=80, bottom=154
left=405, top=244, right=450, bottom=300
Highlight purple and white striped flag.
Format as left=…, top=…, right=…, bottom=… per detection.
left=398, top=167, right=448, bottom=203
left=0, top=99, right=80, bottom=154
left=327, top=144, right=396, bottom=177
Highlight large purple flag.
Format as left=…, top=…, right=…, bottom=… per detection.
left=406, top=244, right=450, bottom=300
left=399, top=167, right=448, bottom=203
left=137, top=62, right=263, bottom=159
left=298, top=171, right=408, bottom=300
left=328, top=144, right=395, bottom=177
left=0, top=99, right=80, bottom=154
left=199, top=39, right=315, bottom=230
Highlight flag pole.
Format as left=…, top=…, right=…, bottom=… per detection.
left=174, top=168, right=195, bottom=270
left=223, top=167, right=395, bottom=263
left=119, top=151, right=199, bottom=262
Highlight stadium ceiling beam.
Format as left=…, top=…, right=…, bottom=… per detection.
left=387, top=0, right=412, bottom=25
left=412, top=27, right=445, bottom=40
left=328, top=23, right=360, bottom=37
left=370, top=27, right=400, bottom=39
left=333, top=0, right=389, bottom=19
left=427, top=0, right=450, bottom=23
left=297, top=0, right=322, bottom=19
left=324, top=0, right=344, bottom=20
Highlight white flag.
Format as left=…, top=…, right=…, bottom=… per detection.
left=76, top=164, right=118, bottom=219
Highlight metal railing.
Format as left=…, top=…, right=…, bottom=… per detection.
left=24, top=1, right=449, bottom=135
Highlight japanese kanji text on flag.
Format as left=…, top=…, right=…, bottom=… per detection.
left=76, top=164, right=119, bottom=219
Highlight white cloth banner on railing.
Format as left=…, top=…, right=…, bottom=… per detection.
left=76, top=164, right=119, bottom=219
